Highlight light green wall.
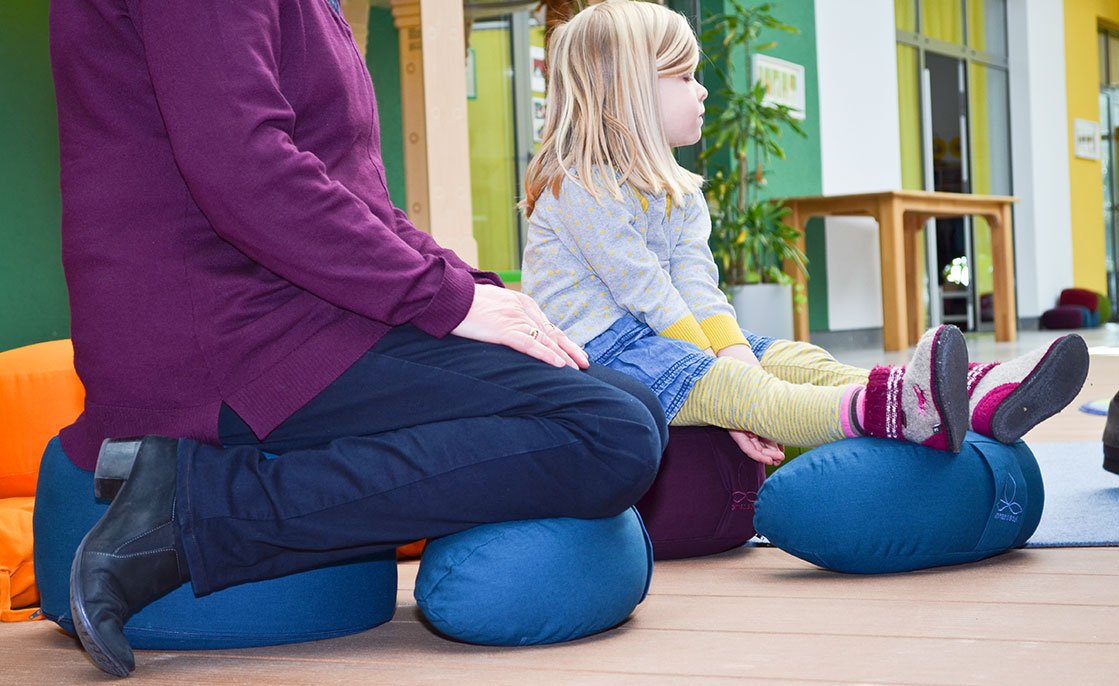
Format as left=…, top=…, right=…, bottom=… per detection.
left=467, top=28, right=520, bottom=271
left=0, top=2, right=70, bottom=351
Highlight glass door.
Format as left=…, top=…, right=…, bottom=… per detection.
left=1099, top=31, right=1119, bottom=319
left=466, top=17, right=520, bottom=272
left=896, top=0, right=1010, bottom=332
left=1101, top=89, right=1119, bottom=315
left=465, top=12, right=546, bottom=273
left=925, top=52, right=973, bottom=329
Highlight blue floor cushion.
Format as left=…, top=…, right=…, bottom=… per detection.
left=414, top=507, right=653, bottom=645
left=754, top=432, right=1043, bottom=574
left=34, top=436, right=397, bottom=649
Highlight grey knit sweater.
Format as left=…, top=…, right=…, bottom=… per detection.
left=522, top=176, right=746, bottom=351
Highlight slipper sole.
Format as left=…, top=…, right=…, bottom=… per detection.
left=929, top=326, right=970, bottom=453
left=989, top=335, right=1089, bottom=444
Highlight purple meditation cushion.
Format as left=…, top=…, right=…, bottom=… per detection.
left=1040, top=304, right=1089, bottom=330
left=636, top=426, right=765, bottom=559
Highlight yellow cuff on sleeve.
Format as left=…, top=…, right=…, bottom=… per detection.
left=660, top=315, right=711, bottom=350
left=700, top=314, right=748, bottom=352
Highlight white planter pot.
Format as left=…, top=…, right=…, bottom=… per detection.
left=728, top=283, right=794, bottom=340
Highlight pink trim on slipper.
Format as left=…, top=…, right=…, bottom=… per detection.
left=970, top=383, right=1018, bottom=436
left=919, top=428, right=949, bottom=450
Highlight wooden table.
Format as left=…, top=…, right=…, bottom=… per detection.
left=781, top=190, right=1017, bottom=352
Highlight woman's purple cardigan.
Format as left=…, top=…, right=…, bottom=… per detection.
left=50, top=0, right=499, bottom=470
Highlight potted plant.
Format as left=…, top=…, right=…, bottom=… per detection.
left=697, top=1, right=808, bottom=339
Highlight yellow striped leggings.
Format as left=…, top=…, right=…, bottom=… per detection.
left=673, top=339, right=870, bottom=447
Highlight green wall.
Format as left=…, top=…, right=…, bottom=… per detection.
left=0, top=2, right=70, bottom=351
left=366, top=7, right=406, bottom=209
left=752, top=0, right=827, bottom=331
left=693, top=0, right=828, bottom=330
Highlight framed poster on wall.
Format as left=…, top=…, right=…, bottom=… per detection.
left=1074, top=118, right=1101, bottom=160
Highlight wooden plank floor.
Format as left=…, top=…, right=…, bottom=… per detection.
left=5, top=327, right=1119, bottom=685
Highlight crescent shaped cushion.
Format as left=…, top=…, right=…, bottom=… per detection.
left=754, top=433, right=1043, bottom=574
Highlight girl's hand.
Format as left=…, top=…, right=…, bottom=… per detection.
left=451, top=284, right=589, bottom=369
left=728, top=429, right=785, bottom=465
left=716, top=343, right=761, bottom=367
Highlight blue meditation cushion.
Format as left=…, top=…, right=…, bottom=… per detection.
left=754, top=433, right=1044, bottom=574
left=414, top=507, right=653, bottom=645
left=34, top=436, right=397, bottom=649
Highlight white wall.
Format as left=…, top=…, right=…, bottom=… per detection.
left=814, top=0, right=902, bottom=331
left=1007, top=0, right=1074, bottom=318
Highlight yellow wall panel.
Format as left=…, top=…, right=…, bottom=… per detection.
left=1064, top=0, right=1114, bottom=294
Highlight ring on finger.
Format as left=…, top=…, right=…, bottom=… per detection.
left=528, top=327, right=540, bottom=340
left=543, top=322, right=557, bottom=332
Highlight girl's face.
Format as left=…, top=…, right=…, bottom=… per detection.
left=657, top=72, right=707, bottom=147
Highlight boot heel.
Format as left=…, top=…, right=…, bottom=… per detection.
left=94, top=438, right=144, bottom=500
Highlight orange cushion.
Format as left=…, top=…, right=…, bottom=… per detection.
left=0, top=496, right=38, bottom=621
left=0, top=340, right=85, bottom=498
left=397, top=539, right=427, bottom=559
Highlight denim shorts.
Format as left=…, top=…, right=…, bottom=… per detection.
left=583, top=315, right=775, bottom=421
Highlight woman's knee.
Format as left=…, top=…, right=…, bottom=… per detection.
left=563, top=384, right=664, bottom=519
left=582, top=364, right=668, bottom=452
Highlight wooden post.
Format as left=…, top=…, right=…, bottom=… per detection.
left=903, top=212, right=926, bottom=347
left=877, top=196, right=909, bottom=352
left=389, top=0, right=479, bottom=263
left=988, top=204, right=1018, bottom=343
left=389, top=0, right=429, bottom=233
left=418, top=1, right=477, bottom=262
left=785, top=202, right=810, bottom=342
left=341, top=0, right=372, bottom=59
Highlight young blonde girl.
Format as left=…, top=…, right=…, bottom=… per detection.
left=521, top=0, right=1088, bottom=464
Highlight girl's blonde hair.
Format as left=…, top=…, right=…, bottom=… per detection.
left=521, top=0, right=704, bottom=215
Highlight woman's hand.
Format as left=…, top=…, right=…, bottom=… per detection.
left=728, top=429, right=785, bottom=466
left=451, top=284, right=589, bottom=369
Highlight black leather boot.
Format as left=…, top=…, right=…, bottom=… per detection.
left=1106, top=391, right=1119, bottom=475
left=70, top=436, right=190, bottom=677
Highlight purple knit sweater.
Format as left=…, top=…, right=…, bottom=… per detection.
left=50, top=0, right=498, bottom=470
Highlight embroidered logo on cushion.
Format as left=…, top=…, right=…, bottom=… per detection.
left=994, top=475, right=1023, bottom=522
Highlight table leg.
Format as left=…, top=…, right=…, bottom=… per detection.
left=786, top=203, right=810, bottom=343
left=903, top=212, right=926, bottom=347
left=878, top=197, right=908, bottom=352
left=988, top=204, right=1018, bottom=343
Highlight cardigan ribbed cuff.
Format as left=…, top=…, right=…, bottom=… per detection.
left=470, top=269, right=505, bottom=288
left=659, top=314, right=710, bottom=350
left=410, top=261, right=476, bottom=339
left=700, top=314, right=748, bottom=352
